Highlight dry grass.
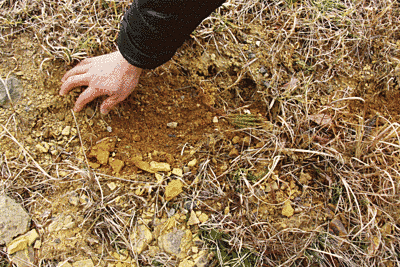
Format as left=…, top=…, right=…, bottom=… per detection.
left=1, top=0, right=400, bottom=266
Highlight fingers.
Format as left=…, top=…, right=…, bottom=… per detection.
left=60, top=74, right=90, bottom=96
left=73, top=86, right=104, bottom=112
left=100, top=95, right=126, bottom=114
left=61, top=61, right=91, bottom=83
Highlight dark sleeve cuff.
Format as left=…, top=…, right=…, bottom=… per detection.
left=117, top=0, right=225, bottom=69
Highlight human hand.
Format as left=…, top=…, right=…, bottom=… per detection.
left=60, top=51, right=142, bottom=115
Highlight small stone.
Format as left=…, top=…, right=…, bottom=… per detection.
left=165, top=179, right=183, bottom=201
left=130, top=224, right=153, bottom=254
left=132, top=134, right=141, bottom=142
left=242, top=136, right=251, bottom=146
left=155, top=173, right=164, bottom=184
left=187, top=158, right=197, bottom=167
left=228, top=147, right=239, bottom=157
left=198, top=213, right=209, bottom=223
left=34, top=240, right=41, bottom=249
left=158, top=229, right=192, bottom=259
left=192, top=250, right=210, bottom=267
left=212, top=116, right=218, bottom=123
left=88, top=161, right=100, bottom=169
left=61, top=126, right=71, bottom=136
left=0, top=194, right=30, bottom=245
left=255, top=40, right=261, bottom=47
left=96, top=150, right=109, bottom=165
left=329, top=218, right=347, bottom=237
left=107, top=182, right=117, bottom=191
left=172, top=168, right=183, bottom=177
left=178, top=259, right=195, bottom=267
left=57, top=262, right=73, bottom=267
left=232, top=136, right=240, bottom=144
left=35, top=143, right=49, bottom=153
left=210, top=53, right=216, bottom=61
left=271, top=181, right=279, bottom=190
left=192, top=246, right=199, bottom=253
left=167, top=122, right=178, bottom=128
left=69, top=196, right=79, bottom=206
left=282, top=201, right=294, bottom=217
left=150, top=161, right=171, bottom=172
left=299, top=172, right=312, bottom=185
left=183, top=166, right=190, bottom=173
left=106, top=126, right=112, bottom=132
left=7, top=229, right=39, bottom=254
left=10, top=247, right=35, bottom=267
left=72, top=259, right=94, bottom=267
left=187, top=210, right=200, bottom=226
left=109, top=158, right=124, bottom=173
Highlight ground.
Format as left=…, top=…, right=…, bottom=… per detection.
left=1, top=0, right=400, bottom=266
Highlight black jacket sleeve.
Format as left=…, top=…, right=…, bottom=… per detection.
left=117, top=0, right=225, bottom=69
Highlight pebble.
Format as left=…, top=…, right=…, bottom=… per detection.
left=172, top=168, right=183, bottom=177
left=183, top=166, right=190, bottom=173
left=212, top=116, right=218, bottom=123
left=155, top=173, right=164, bottom=184
left=282, top=201, right=294, bottom=217
left=198, top=213, right=209, bottom=223
left=36, top=143, right=49, bottom=153
left=0, top=76, right=21, bottom=107
left=7, top=229, right=39, bottom=254
left=61, top=126, right=71, bottom=136
left=106, top=126, right=112, bottom=132
left=109, top=158, right=124, bottom=173
left=130, top=224, right=153, bottom=254
left=0, top=194, right=30, bottom=245
left=167, top=122, right=178, bottom=128
left=107, top=182, right=117, bottom=191
left=232, top=136, right=240, bottom=144
left=187, top=210, right=200, bottom=226
left=150, top=161, right=171, bottom=172
left=178, top=259, right=195, bottom=267
left=72, top=259, right=94, bottom=267
left=228, top=147, right=239, bottom=157
left=187, top=158, right=197, bottom=167
left=165, top=179, right=183, bottom=201
left=10, top=247, right=35, bottom=267
left=255, top=40, right=261, bottom=47
left=158, top=229, right=192, bottom=258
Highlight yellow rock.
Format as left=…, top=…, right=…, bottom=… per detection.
left=72, top=259, right=94, bottom=267
left=96, top=150, right=109, bottom=165
left=187, top=158, right=197, bottom=167
left=155, top=173, right=163, bottom=184
left=130, top=224, right=153, bottom=254
left=178, top=259, right=195, bottom=267
left=57, top=262, right=73, bottom=267
left=198, top=213, right=209, bottom=223
left=232, top=136, right=240, bottom=144
left=282, top=201, right=294, bottom=217
left=228, top=147, right=239, bottom=157
left=150, top=161, right=171, bottom=172
left=133, top=159, right=154, bottom=173
left=7, top=229, right=39, bottom=254
left=165, top=179, right=183, bottom=201
left=172, top=168, right=183, bottom=177
left=109, top=158, right=124, bottom=173
left=187, top=210, right=200, bottom=226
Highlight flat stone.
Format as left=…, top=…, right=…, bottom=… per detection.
left=61, top=126, right=71, bottom=136
left=187, top=210, right=200, bottom=226
left=0, top=76, right=21, bottom=107
left=198, top=213, right=208, bottom=223
left=72, top=259, right=94, bottom=267
left=150, top=161, right=171, bottom=172
left=228, top=147, right=239, bottom=157
left=0, top=194, right=30, bottom=245
left=7, top=229, right=39, bottom=254
left=158, top=229, right=186, bottom=257
left=109, top=158, right=124, bottom=173
left=167, top=122, right=178, bottom=128
left=96, top=150, right=109, bottom=165
left=232, top=136, right=240, bottom=144
left=130, top=224, right=153, bottom=254
left=107, top=182, right=117, bottom=191
left=172, top=168, right=183, bottom=177
left=187, top=159, right=197, bottom=167
left=282, top=201, right=294, bottom=217
left=178, top=259, right=195, bottom=267
left=329, top=218, right=347, bottom=237
left=155, top=173, right=164, bottom=184
left=165, top=179, right=183, bottom=201
left=57, top=262, right=73, bottom=267
left=10, top=247, right=35, bottom=267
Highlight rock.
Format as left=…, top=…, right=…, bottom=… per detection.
left=7, top=229, right=39, bottom=254
left=61, top=126, right=71, bottom=136
left=187, top=159, right=197, bottom=167
left=155, top=173, right=164, bottom=184
left=228, top=147, right=239, bottom=157
left=167, top=122, right=178, bottom=128
left=68, top=195, right=79, bottom=206
left=95, top=150, right=109, bottom=165
left=10, top=247, right=35, bottom=267
left=178, top=259, right=195, bottom=267
left=183, top=166, right=190, bottom=173
left=57, top=262, right=73, bottom=267
left=255, top=40, right=261, bottom=47
left=0, top=194, right=30, bottom=245
left=212, top=116, right=218, bottom=123
left=329, top=218, right=347, bottom=237
left=299, top=172, right=312, bottom=185
left=109, top=158, right=124, bottom=173
left=132, top=159, right=154, bottom=173
left=72, top=259, right=94, bottom=267
left=48, top=214, right=75, bottom=233
left=192, top=250, right=210, bottom=267
left=198, top=213, right=208, bottom=223
left=165, top=179, right=183, bottom=201
left=158, top=229, right=193, bottom=258
left=0, top=76, right=21, bottom=107
left=107, top=182, right=117, bottom=191
left=232, top=136, right=240, bottom=144
left=88, top=161, right=100, bottom=169
left=187, top=210, right=200, bottom=226
left=130, top=224, right=153, bottom=254
left=271, top=181, right=279, bottom=190
left=172, top=168, right=183, bottom=177
left=150, top=161, right=171, bottom=172
left=282, top=201, right=294, bottom=217
left=242, top=136, right=251, bottom=146
left=35, top=143, right=49, bottom=153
